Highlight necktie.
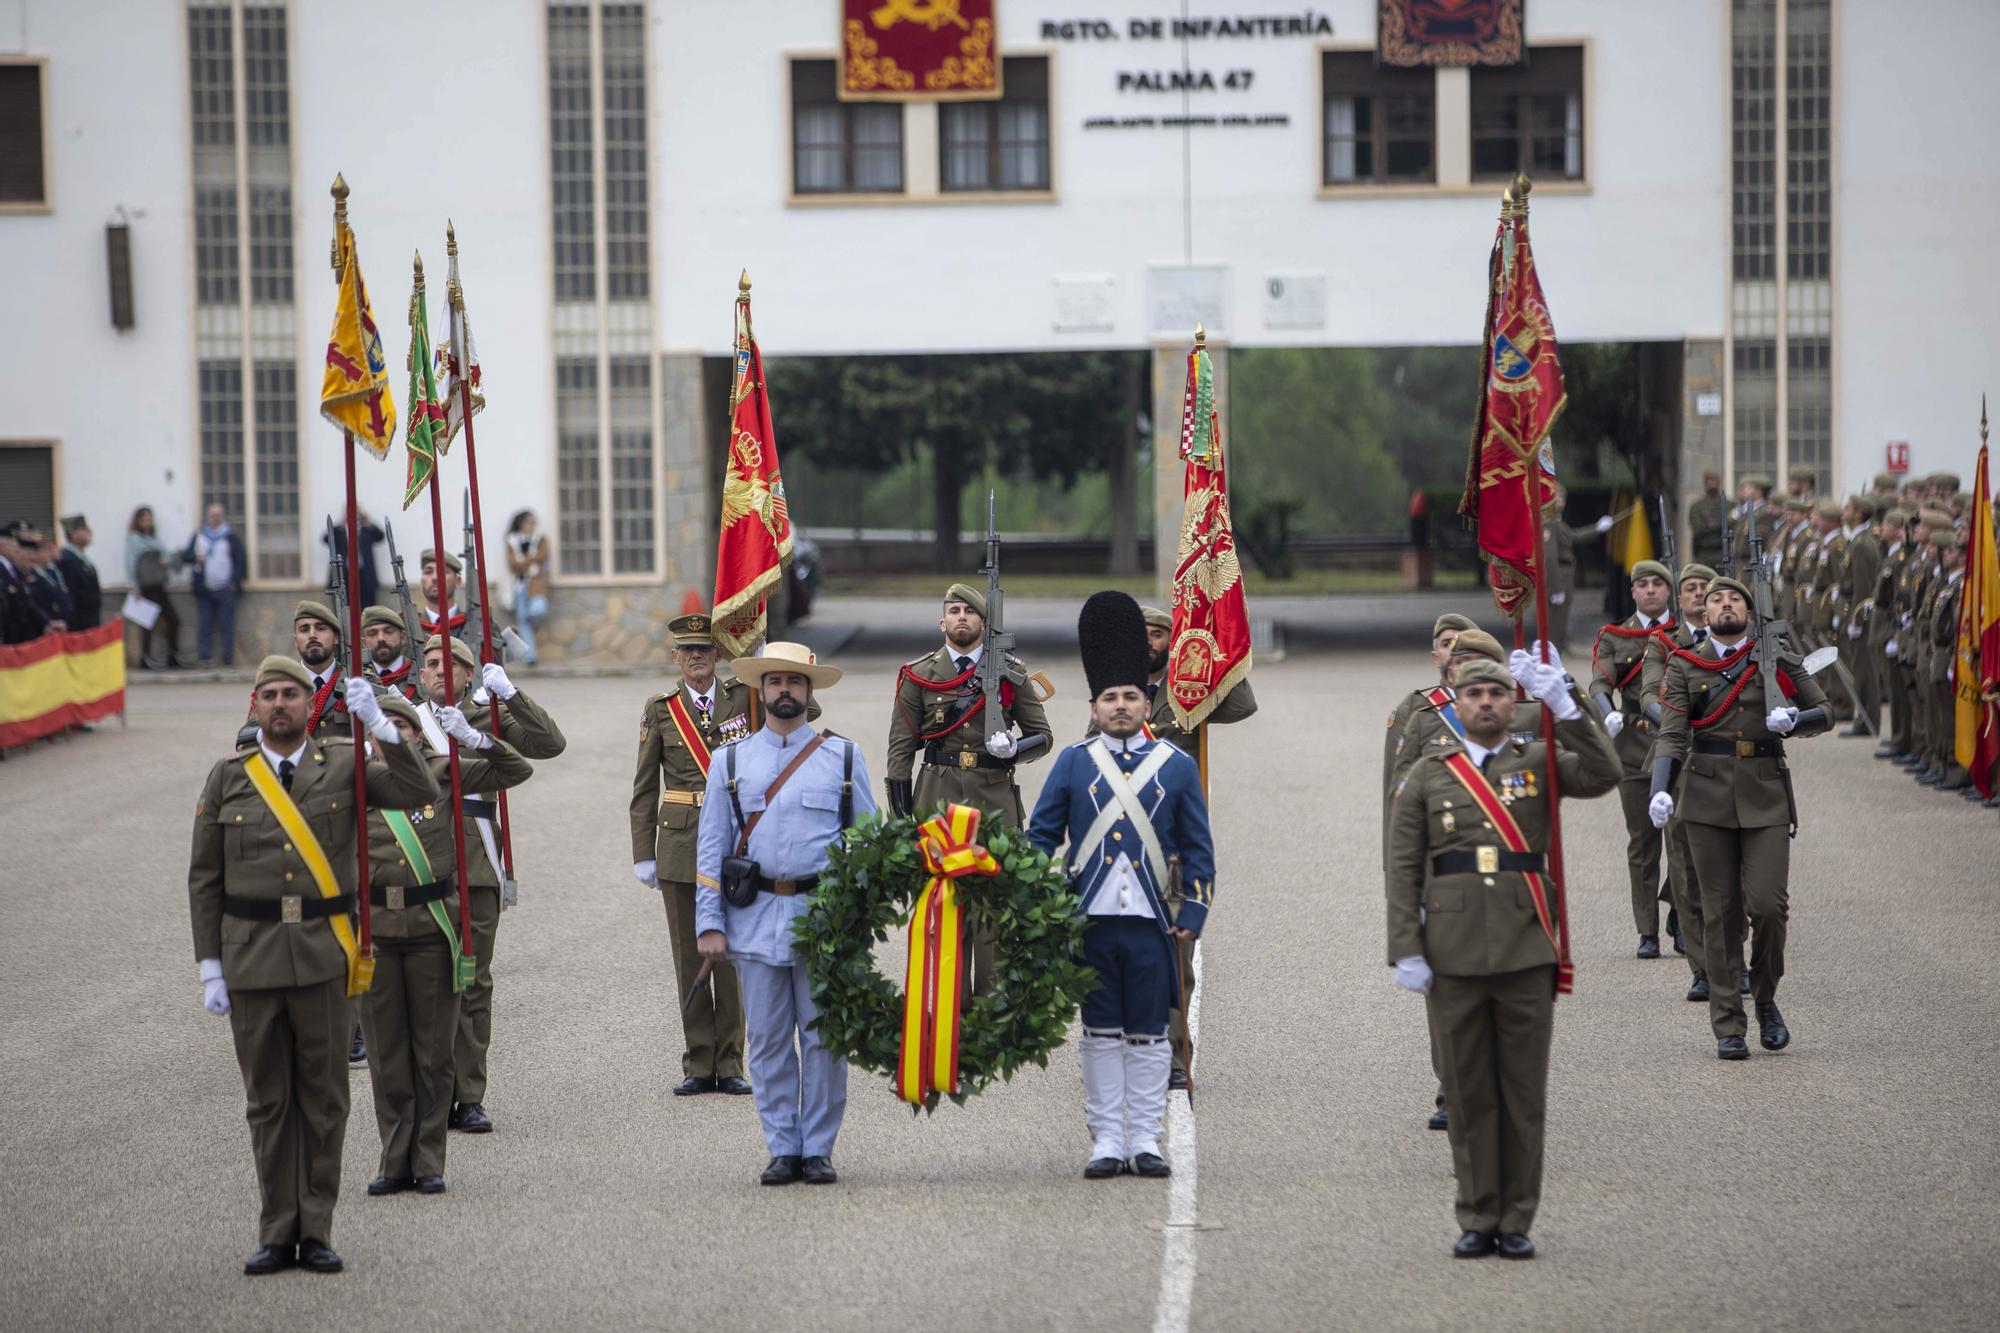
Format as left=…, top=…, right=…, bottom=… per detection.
left=1146, top=681, right=1159, bottom=704
left=278, top=759, right=296, bottom=792
left=1480, top=753, right=1494, bottom=775
left=955, top=655, right=972, bottom=676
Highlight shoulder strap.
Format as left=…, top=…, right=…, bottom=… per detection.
left=732, top=733, right=829, bottom=857
left=841, top=739, right=855, bottom=829
left=1076, top=740, right=1176, bottom=885
left=725, top=741, right=746, bottom=845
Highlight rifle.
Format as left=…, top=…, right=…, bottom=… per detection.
left=461, top=489, right=491, bottom=657
left=383, top=518, right=423, bottom=655
left=323, top=516, right=349, bottom=634
left=1718, top=491, right=1736, bottom=579
left=977, top=491, right=1045, bottom=762
left=1657, top=493, right=1678, bottom=583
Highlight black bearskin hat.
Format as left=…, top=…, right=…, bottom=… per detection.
left=1078, top=591, right=1150, bottom=699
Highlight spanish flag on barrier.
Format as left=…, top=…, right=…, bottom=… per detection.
left=320, top=175, right=396, bottom=458
left=1955, top=409, right=1999, bottom=799
left=711, top=272, right=793, bottom=657
left=0, top=622, right=124, bottom=749
left=401, top=255, right=448, bottom=509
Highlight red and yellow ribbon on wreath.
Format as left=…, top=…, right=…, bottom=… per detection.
left=897, top=803, right=1000, bottom=1106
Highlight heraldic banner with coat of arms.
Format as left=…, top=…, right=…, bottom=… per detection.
left=840, top=0, right=1001, bottom=101
left=1168, top=332, right=1253, bottom=732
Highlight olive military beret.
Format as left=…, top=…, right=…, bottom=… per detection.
left=1848, top=494, right=1879, bottom=518
left=376, top=691, right=423, bottom=731
left=1814, top=500, right=1841, bottom=522
left=1139, top=605, right=1173, bottom=631
left=422, top=633, right=478, bottom=671
left=255, top=655, right=314, bottom=690
left=1678, top=563, right=1717, bottom=586
left=1917, top=509, right=1954, bottom=531
left=1452, top=659, right=1515, bottom=692
left=421, top=548, right=463, bottom=574
left=1787, top=464, right=1816, bottom=483
left=294, top=599, right=340, bottom=632
left=1450, top=629, right=1506, bottom=664
left=1705, top=576, right=1752, bottom=604
left=944, top=582, right=987, bottom=620
left=1742, top=474, right=1773, bottom=491
left=1433, top=612, right=1479, bottom=640
left=1880, top=508, right=1910, bottom=527
left=1629, top=559, right=1672, bottom=585
left=361, top=605, right=404, bottom=633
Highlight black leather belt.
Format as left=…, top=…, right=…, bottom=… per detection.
left=1432, top=849, right=1547, bottom=876
left=462, top=798, right=497, bottom=821
left=223, top=892, right=356, bottom=922
left=754, top=873, right=820, bottom=898
left=1693, top=737, right=1783, bottom=758
left=369, top=880, right=452, bottom=909
left=923, top=743, right=1010, bottom=771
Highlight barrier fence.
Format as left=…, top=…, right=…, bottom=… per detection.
left=0, top=620, right=126, bottom=750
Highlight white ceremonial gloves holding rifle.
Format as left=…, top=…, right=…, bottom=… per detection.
left=1649, top=791, right=1675, bottom=829
left=433, top=704, right=493, bottom=751
left=1765, top=706, right=1800, bottom=735
left=1507, top=644, right=1582, bottom=721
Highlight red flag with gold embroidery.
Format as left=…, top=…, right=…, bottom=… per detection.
left=711, top=274, right=793, bottom=657
left=839, top=0, right=998, bottom=101
left=1956, top=412, right=1999, bottom=797
left=1167, top=329, right=1253, bottom=732
left=1459, top=178, right=1567, bottom=620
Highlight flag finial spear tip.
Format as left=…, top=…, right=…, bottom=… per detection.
left=1983, top=393, right=1989, bottom=442
left=413, top=250, right=425, bottom=279
left=739, top=268, right=752, bottom=295
left=330, top=173, right=348, bottom=201
left=446, top=219, right=458, bottom=255
left=1194, top=323, right=1206, bottom=347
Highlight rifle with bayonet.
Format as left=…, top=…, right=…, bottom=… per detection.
left=977, top=491, right=1046, bottom=763
left=324, top=516, right=350, bottom=636
left=383, top=518, right=423, bottom=656
left=1657, top=493, right=1678, bottom=584
left=1718, top=491, right=1736, bottom=580
left=461, top=489, right=491, bottom=657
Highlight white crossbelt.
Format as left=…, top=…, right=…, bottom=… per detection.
left=418, top=700, right=505, bottom=887
left=1072, top=738, right=1175, bottom=889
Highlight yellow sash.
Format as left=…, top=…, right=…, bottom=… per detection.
left=242, top=752, right=370, bottom=996
left=896, top=804, right=997, bottom=1106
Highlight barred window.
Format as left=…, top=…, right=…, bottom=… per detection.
left=242, top=6, right=292, bottom=305
left=608, top=357, right=654, bottom=573
left=556, top=357, right=602, bottom=575
left=1321, top=52, right=1434, bottom=186
left=1786, top=336, right=1831, bottom=485
left=1785, top=0, right=1831, bottom=282
left=548, top=5, right=597, bottom=302
left=0, top=63, right=47, bottom=206
left=941, top=58, right=1050, bottom=193
left=188, top=7, right=239, bottom=307
left=600, top=3, right=651, bottom=300
left=1731, top=1, right=1777, bottom=283
left=1470, top=46, right=1584, bottom=182
left=1732, top=338, right=1777, bottom=487
left=792, top=60, right=904, bottom=194
left=199, top=360, right=246, bottom=527
left=252, top=361, right=300, bottom=580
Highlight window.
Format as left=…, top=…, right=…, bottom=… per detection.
left=608, top=357, right=654, bottom=573
left=1321, top=52, right=1434, bottom=186
left=0, top=62, right=47, bottom=206
left=940, top=58, right=1050, bottom=192
left=1732, top=339, right=1777, bottom=485
left=548, top=4, right=596, bottom=302
left=199, top=360, right=247, bottom=527
left=0, top=443, right=57, bottom=536
left=792, top=60, right=903, bottom=195
left=556, top=358, right=602, bottom=575
left=242, top=6, right=293, bottom=306
left=1471, top=46, right=1584, bottom=182
left=600, top=3, right=651, bottom=300
left=252, top=361, right=300, bottom=581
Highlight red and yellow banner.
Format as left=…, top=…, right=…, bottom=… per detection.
left=897, top=803, right=997, bottom=1106
left=319, top=179, right=396, bottom=458
left=840, top=0, right=999, bottom=101
left=711, top=276, right=794, bottom=657
left=1168, top=334, right=1254, bottom=732
left=1955, top=432, right=1999, bottom=797
left=1460, top=178, right=1567, bottom=621
left=0, top=621, right=126, bottom=749
left=664, top=691, right=715, bottom=778
left=1377, top=0, right=1524, bottom=68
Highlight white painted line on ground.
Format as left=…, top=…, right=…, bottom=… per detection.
left=1152, top=940, right=1202, bottom=1333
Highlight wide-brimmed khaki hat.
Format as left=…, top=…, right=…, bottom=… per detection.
left=731, top=641, right=842, bottom=689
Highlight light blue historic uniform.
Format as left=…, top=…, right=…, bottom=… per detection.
left=1028, top=732, right=1215, bottom=1163
left=696, top=724, right=874, bottom=1160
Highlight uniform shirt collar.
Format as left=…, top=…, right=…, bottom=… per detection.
left=1885, top=540, right=1903, bottom=558
left=1460, top=735, right=1503, bottom=769
left=1708, top=633, right=1747, bottom=656
left=1099, top=730, right=1149, bottom=755
left=760, top=722, right=820, bottom=750
left=685, top=680, right=716, bottom=710
left=257, top=732, right=310, bottom=771
left=945, top=641, right=983, bottom=669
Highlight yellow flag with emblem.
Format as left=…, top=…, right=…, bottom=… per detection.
left=319, top=175, right=396, bottom=459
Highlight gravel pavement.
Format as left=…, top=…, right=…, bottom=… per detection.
left=1, top=650, right=1995, bottom=1332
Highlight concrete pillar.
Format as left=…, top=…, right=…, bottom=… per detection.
left=1679, top=337, right=1725, bottom=556
left=1151, top=338, right=1227, bottom=602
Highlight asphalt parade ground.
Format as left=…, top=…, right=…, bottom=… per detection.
left=2, top=646, right=1996, bottom=1332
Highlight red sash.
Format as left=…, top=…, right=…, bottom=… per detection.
left=1662, top=639, right=1795, bottom=728
left=1438, top=750, right=1573, bottom=996
left=663, top=691, right=714, bottom=778
left=1593, top=619, right=1672, bottom=691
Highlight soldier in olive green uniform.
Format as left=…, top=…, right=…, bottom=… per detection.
left=886, top=583, right=1054, bottom=994
left=359, top=692, right=532, bottom=1195
left=1870, top=510, right=1913, bottom=759
left=361, top=604, right=420, bottom=702
left=1587, top=559, right=1678, bottom=957
left=420, top=634, right=568, bottom=1132
left=1837, top=495, right=1883, bottom=735
left=1687, top=473, right=1726, bottom=571
left=1774, top=497, right=1816, bottom=622
left=1541, top=487, right=1615, bottom=651
left=1907, top=516, right=1951, bottom=784
left=1890, top=511, right=1943, bottom=768
left=629, top=613, right=754, bottom=1096
left=189, top=656, right=441, bottom=1275
left=1383, top=614, right=1479, bottom=800
left=1650, top=576, right=1831, bottom=1058
left=1925, top=530, right=1972, bottom=792
left=1387, top=654, right=1620, bottom=1259
left=1387, top=629, right=1512, bottom=804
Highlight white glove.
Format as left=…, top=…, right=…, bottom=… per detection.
left=985, top=730, right=1019, bottom=759
left=1885, top=638, right=1899, bottom=659
left=481, top=661, right=517, bottom=701
left=1528, top=642, right=1568, bottom=678
left=345, top=677, right=399, bottom=743
left=633, top=859, right=658, bottom=889
left=1595, top=515, right=1616, bottom=534
left=433, top=704, right=491, bottom=750
left=1393, top=955, right=1434, bottom=994
left=1507, top=649, right=1536, bottom=688
left=1765, top=706, right=1799, bottom=735
left=1604, top=710, right=1626, bottom=738
left=1847, top=621, right=1864, bottom=639
left=1648, top=792, right=1675, bottom=828
left=1550, top=591, right=1567, bottom=606
left=199, top=958, right=230, bottom=1016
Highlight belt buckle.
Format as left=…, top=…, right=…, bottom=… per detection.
left=1476, top=847, right=1499, bottom=875
left=281, top=895, right=303, bottom=924
left=386, top=886, right=405, bottom=910
left=1736, top=740, right=1757, bottom=758
left=774, top=879, right=796, bottom=896
left=958, top=751, right=977, bottom=769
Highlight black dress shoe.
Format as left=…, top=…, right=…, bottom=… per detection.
left=760, top=1155, right=803, bottom=1186
left=1084, top=1156, right=1126, bottom=1180
left=716, top=1076, right=753, bottom=1096
left=1893, top=752, right=1923, bottom=766
left=1874, top=744, right=1900, bottom=759
left=1717, top=1035, right=1750, bottom=1060
left=1130, top=1152, right=1171, bottom=1178
left=297, top=1239, right=343, bottom=1273
left=1168, top=1068, right=1189, bottom=1091
left=1755, top=1001, right=1791, bottom=1050
left=1915, top=771, right=1943, bottom=786
left=367, top=1175, right=413, bottom=1196
left=1984, top=794, right=2000, bottom=809
left=243, top=1244, right=294, bottom=1276
left=801, top=1155, right=838, bottom=1185
left=1685, top=970, right=1709, bottom=1002
left=348, top=1027, right=368, bottom=1068
left=672, top=1076, right=718, bottom=1097
left=1427, top=1105, right=1449, bottom=1131
left=1939, top=775, right=1971, bottom=792
left=415, top=1175, right=446, bottom=1194
left=1497, top=1232, right=1536, bottom=1260
left=1672, top=931, right=1686, bottom=956
left=1453, top=1231, right=1497, bottom=1259
left=452, top=1102, right=493, bottom=1134
left=1738, top=970, right=1752, bottom=995
left=1636, top=935, right=1661, bottom=960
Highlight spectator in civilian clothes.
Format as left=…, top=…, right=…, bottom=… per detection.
left=504, top=510, right=550, bottom=665
left=127, top=506, right=189, bottom=668
left=57, top=515, right=102, bottom=630
left=185, top=503, right=247, bottom=666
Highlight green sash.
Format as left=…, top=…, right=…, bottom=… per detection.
left=380, top=809, right=472, bottom=993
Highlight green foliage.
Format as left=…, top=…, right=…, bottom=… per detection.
left=1227, top=348, right=1415, bottom=534
left=794, top=808, right=1097, bottom=1113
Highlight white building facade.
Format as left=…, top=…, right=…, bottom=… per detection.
left=1, top=0, right=1994, bottom=657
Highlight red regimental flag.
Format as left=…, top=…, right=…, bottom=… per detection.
left=1168, top=337, right=1253, bottom=731
left=1957, top=429, right=2000, bottom=797
left=1459, top=190, right=1567, bottom=620
left=711, top=279, right=793, bottom=657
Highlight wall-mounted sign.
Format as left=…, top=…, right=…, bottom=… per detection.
left=840, top=0, right=1000, bottom=101
left=1695, top=392, right=1722, bottom=417
left=1377, top=0, right=1524, bottom=68
left=1043, top=10, right=1332, bottom=129
left=1262, top=273, right=1325, bottom=330
left=1149, top=267, right=1228, bottom=340
left=1886, top=440, right=1910, bottom=474
left=1053, top=275, right=1117, bottom=333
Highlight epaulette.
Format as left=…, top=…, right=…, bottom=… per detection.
left=903, top=648, right=941, bottom=669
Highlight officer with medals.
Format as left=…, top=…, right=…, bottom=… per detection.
left=359, top=691, right=532, bottom=1197
left=419, top=634, right=568, bottom=1133
left=1386, top=650, right=1619, bottom=1259
left=694, top=644, right=875, bottom=1187
left=1586, top=558, right=1677, bottom=959
left=1030, top=592, right=1215, bottom=1181
left=1649, top=575, right=1832, bottom=1058
left=361, top=604, right=420, bottom=701
left=886, top=582, right=1054, bottom=992
left=188, top=656, right=441, bottom=1274
left=629, top=613, right=754, bottom=1097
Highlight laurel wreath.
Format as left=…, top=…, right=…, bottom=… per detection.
left=794, top=809, right=1097, bottom=1113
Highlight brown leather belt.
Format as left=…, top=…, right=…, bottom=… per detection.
left=660, top=789, right=705, bottom=807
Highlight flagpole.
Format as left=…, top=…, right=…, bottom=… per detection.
left=445, top=222, right=516, bottom=888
